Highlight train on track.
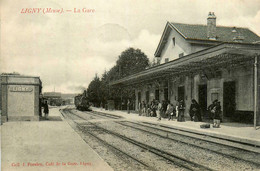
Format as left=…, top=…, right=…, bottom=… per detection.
left=74, top=90, right=91, bottom=111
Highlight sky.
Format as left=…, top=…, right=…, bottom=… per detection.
left=1, top=0, right=260, bottom=94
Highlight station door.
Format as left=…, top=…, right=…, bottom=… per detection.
left=164, top=88, right=168, bottom=101
left=155, top=89, right=159, bottom=101
left=178, top=86, right=185, bottom=101
left=223, top=81, right=236, bottom=118
left=199, top=85, right=207, bottom=114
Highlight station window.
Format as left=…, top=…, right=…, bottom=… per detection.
left=165, top=58, right=169, bottom=63
left=172, top=37, right=175, bottom=46
left=179, top=53, right=184, bottom=58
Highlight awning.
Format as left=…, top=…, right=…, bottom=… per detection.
left=110, top=43, right=260, bottom=86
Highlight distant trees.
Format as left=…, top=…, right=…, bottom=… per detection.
left=86, top=74, right=101, bottom=106
left=116, top=48, right=149, bottom=78
left=86, top=47, right=149, bottom=108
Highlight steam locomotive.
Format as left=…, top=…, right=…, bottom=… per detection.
left=74, top=90, right=91, bottom=111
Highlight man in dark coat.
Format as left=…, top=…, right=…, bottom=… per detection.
left=162, top=100, right=168, bottom=118
left=151, top=100, right=157, bottom=117
left=43, top=101, right=49, bottom=119
left=189, top=99, right=202, bottom=121
left=208, top=99, right=218, bottom=119
left=213, top=102, right=221, bottom=128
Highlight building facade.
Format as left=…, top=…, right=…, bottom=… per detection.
left=1, top=74, right=42, bottom=123
left=43, top=92, right=75, bottom=106
left=43, top=92, right=62, bottom=106
left=110, top=13, right=260, bottom=126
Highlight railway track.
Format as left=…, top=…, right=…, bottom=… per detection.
left=142, top=121, right=260, bottom=151
left=89, top=110, right=260, bottom=152
left=80, top=109, right=260, bottom=168
left=78, top=123, right=152, bottom=170
left=62, top=108, right=214, bottom=171
left=62, top=108, right=152, bottom=171
left=89, top=110, right=260, bottom=166
left=62, top=108, right=260, bottom=170
left=115, top=121, right=260, bottom=167
left=85, top=110, right=122, bottom=119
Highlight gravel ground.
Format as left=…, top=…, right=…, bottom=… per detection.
left=63, top=110, right=148, bottom=171
left=120, top=121, right=260, bottom=165
left=93, top=119, right=260, bottom=171
left=80, top=123, right=186, bottom=171
left=65, top=110, right=188, bottom=170
left=64, top=109, right=260, bottom=171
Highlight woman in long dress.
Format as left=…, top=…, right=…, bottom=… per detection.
left=43, top=101, right=49, bottom=119
left=177, top=100, right=185, bottom=122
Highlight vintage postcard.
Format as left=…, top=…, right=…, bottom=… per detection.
left=1, top=0, right=260, bottom=170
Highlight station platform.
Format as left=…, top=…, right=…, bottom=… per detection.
left=1, top=107, right=113, bottom=171
left=92, top=107, right=260, bottom=148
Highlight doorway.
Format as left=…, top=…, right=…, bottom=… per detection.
left=178, top=86, right=185, bottom=101
left=164, top=88, right=168, bottom=101
left=155, top=89, right=159, bottom=101
left=198, top=85, right=207, bottom=116
left=223, top=81, right=236, bottom=118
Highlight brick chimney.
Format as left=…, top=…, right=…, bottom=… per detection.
left=207, top=12, right=217, bottom=40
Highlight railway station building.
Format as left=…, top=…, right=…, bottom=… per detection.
left=43, top=92, right=62, bottom=106
left=0, top=73, right=42, bottom=123
left=110, top=12, right=260, bottom=127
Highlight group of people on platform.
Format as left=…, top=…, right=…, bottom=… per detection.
left=136, top=99, right=222, bottom=128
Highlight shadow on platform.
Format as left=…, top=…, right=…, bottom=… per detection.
left=40, top=116, right=62, bottom=121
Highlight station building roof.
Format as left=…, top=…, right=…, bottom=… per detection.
left=110, top=42, right=260, bottom=86
left=0, top=73, right=42, bottom=86
left=170, top=22, right=260, bottom=43
left=155, top=22, right=260, bottom=57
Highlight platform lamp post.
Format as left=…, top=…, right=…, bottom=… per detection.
left=120, top=87, right=123, bottom=110
left=254, top=54, right=259, bottom=130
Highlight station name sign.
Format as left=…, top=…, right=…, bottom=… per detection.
left=9, top=86, right=33, bottom=92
